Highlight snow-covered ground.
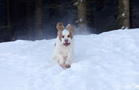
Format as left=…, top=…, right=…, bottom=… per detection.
left=0, top=29, right=139, bottom=90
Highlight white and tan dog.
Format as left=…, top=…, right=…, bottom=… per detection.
left=52, top=22, right=74, bottom=68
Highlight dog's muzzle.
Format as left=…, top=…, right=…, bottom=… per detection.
left=63, top=43, right=70, bottom=46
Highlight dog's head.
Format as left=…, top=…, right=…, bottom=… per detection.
left=56, top=22, right=74, bottom=46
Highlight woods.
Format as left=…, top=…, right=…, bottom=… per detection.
left=0, top=0, right=138, bottom=42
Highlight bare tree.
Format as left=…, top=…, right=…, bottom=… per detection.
left=36, top=0, right=43, bottom=39
left=6, top=0, right=12, bottom=41
left=26, top=1, right=34, bottom=40
left=75, top=0, right=87, bottom=33
left=118, top=0, right=130, bottom=29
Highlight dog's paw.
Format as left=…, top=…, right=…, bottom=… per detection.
left=59, top=64, right=65, bottom=68
left=65, top=64, right=71, bottom=68
left=59, top=64, right=71, bottom=69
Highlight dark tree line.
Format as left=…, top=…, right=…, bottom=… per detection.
left=0, top=0, right=138, bottom=42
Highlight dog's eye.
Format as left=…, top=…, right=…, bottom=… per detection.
left=62, top=36, right=64, bottom=38
left=67, top=35, right=70, bottom=38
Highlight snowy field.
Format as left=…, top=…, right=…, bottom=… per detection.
left=0, top=29, right=139, bottom=90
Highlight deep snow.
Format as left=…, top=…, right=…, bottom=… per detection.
left=0, top=29, right=139, bottom=90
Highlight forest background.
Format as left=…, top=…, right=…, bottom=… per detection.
left=0, top=0, right=138, bottom=42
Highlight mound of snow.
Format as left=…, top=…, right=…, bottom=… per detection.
left=0, top=29, right=139, bottom=90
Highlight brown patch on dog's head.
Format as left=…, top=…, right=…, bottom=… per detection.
left=56, top=22, right=64, bottom=31
left=66, top=24, right=74, bottom=33
left=66, top=24, right=74, bottom=39
left=56, top=22, right=64, bottom=41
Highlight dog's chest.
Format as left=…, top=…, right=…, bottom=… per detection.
left=60, top=45, right=71, bottom=55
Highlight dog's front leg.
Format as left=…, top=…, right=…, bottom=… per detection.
left=65, top=54, right=73, bottom=68
left=58, top=55, right=65, bottom=68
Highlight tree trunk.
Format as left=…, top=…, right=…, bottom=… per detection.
left=77, top=0, right=87, bottom=33
left=6, top=0, right=12, bottom=41
left=118, top=0, right=130, bottom=29
left=26, top=1, right=34, bottom=40
left=36, top=0, right=43, bottom=39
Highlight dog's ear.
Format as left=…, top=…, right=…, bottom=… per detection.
left=66, top=24, right=74, bottom=33
left=56, top=22, right=64, bottom=31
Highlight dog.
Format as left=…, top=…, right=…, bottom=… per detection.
left=52, top=22, right=74, bottom=68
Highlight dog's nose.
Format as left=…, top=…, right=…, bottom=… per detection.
left=65, top=39, right=68, bottom=43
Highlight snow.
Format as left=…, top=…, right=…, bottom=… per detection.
left=0, top=28, right=139, bottom=90
left=73, top=2, right=78, bottom=6
left=75, top=19, right=83, bottom=23
left=122, top=13, right=126, bottom=17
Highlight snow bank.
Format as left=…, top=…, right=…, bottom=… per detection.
left=0, top=29, right=139, bottom=90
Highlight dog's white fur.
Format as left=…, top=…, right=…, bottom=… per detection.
left=52, top=22, right=74, bottom=68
